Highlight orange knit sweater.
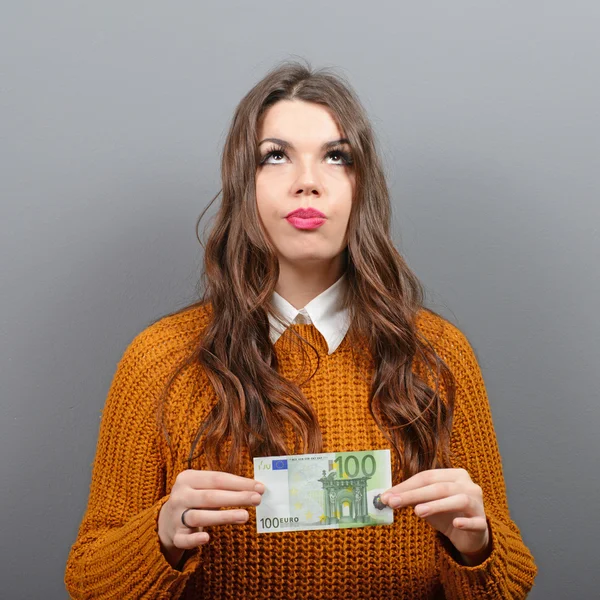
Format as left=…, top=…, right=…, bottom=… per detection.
left=65, top=305, right=537, bottom=599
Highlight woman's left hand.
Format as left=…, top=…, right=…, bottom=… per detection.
left=381, top=468, right=491, bottom=562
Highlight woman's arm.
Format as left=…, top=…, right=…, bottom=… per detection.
left=64, top=330, right=203, bottom=599
left=433, top=322, right=538, bottom=599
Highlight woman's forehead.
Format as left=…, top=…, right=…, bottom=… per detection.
left=258, top=100, right=343, bottom=142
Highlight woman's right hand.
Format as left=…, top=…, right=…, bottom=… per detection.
left=157, top=470, right=264, bottom=567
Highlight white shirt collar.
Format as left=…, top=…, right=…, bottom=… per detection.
left=268, top=274, right=350, bottom=355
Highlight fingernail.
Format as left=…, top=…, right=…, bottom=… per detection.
left=389, top=495, right=403, bottom=508
left=251, top=493, right=261, bottom=505
left=255, top=483, right=265, bottom=493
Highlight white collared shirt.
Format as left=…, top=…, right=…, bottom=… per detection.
left=268, top=274, right=350, bottom=355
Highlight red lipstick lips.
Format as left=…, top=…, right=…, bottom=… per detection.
left=285, top=207, right=326, bottom=230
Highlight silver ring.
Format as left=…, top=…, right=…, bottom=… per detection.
left=373, top=494, right=386, bottom=511
left=181, top=508, right=194, bottom=529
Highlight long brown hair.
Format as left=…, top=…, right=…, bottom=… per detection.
left=156, top=59, right=456, bottom=481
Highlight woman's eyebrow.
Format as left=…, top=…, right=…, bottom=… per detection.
left=258, top=137, right=350, bottom=150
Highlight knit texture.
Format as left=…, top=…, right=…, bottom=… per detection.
left=65, top=305, right=537, bottom=599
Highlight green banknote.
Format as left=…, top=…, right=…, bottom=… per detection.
left=253, top=449, right=394, bottom=533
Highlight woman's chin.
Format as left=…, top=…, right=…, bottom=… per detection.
left=279, top=254, right=335, bottom=267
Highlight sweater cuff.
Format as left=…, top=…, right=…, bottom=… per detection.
left=65, top=496, right=204, bottom=598
left=146, top=495, right=203, bottom=590
left=436, top=513, right=509, bottom=598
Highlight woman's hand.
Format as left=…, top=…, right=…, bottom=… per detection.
left=381, top=468, right=491, bottom=564
left=158, top=470, right=264, bottom=567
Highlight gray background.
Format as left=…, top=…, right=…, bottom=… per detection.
left=2, top=1, right=598, bottom=598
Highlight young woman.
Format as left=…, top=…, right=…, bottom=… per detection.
left=65, top=61, right=537, bottom=599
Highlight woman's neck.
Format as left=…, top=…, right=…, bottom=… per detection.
left=275, top=258, right=345, bottom=309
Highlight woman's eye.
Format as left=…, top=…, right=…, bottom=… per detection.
left=262, top=151, right=287, bottom=164
left=326, top=150, right=353, bottom=166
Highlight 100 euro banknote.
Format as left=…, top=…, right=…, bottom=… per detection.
left=253, top=449, right=394, bottom=533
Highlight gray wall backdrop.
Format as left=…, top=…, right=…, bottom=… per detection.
left=2, top=1, right=598, bottom=598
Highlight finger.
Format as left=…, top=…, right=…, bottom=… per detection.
left=382, top=468, right=471, bottom=500
left=172, top=530, right=210, bottom=550
left=452, top=516, right=488, bottom=532
left=413, top=493, right=481, bottom=518
left=182, top=470, right=265, bottom=493
left=187, top=489, right=262, bottom=509
left=179, top=508, right=250, bottom=529
left=384, top=481, right=463, bottom=508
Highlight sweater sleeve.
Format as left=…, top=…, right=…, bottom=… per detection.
left=64, top=330, right=203, bottom=599
left=433, top=324, right=538, bottom=599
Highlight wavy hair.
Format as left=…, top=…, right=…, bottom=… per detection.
left=156, top=59, right=456, bottom=481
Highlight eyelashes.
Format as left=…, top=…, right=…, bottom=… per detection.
left=259, top=144, right=354, bottom=167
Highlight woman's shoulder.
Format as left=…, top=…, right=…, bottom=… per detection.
left=142, top=302, right=213, bottom=342
left=118, top=302, right=213, bottom=375
left=416, top=308, right=467, bottom=347
left=415, top=308, right=480, bottom=376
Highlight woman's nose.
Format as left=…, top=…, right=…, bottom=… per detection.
left=292, top=162, right=323, bottom=197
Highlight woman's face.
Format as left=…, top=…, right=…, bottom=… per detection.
left=255, top=100, right=355, bottom=271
